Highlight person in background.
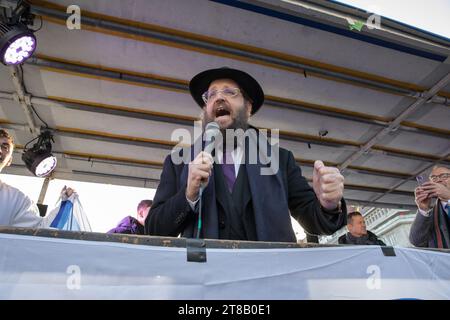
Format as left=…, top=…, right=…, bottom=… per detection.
left=409, top=165, right=450, bottom=248
left=338, top=211, right=386, bottom=245
left=108, top=200, right=152, bottom=235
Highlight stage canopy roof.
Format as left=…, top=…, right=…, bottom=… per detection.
left=1, top=0, right=449, bottom=211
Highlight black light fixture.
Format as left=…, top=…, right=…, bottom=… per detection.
left=22, top=130, right=57, bottom=177
left=0, top=21, right=36, bottom=65
left=0, top=1, right=37, bottom=65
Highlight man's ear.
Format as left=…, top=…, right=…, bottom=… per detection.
left=246, top=101, right=252, bottom=118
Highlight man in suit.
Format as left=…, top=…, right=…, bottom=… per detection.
left=409, top=165, right=450, bottom=248
left=146, top=67, right=347, bottom=242
left=338, top=211, right=385, bottom=245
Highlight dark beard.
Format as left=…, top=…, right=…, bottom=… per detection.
left=202, top=104, right=249, bottom=134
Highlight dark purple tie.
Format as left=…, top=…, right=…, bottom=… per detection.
left=222, top=150, right=236, bottom=192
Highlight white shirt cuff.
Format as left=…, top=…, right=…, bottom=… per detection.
left=186, top=196, right=200, bottom=211
left=418, top=208, right=432, bottom=217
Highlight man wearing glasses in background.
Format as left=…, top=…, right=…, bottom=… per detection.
left=410, top=165, right=450, bottom=248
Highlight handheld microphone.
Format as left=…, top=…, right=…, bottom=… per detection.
left=200, top=121, right=220, bottom=192
left=203, top=121, right=221, bottom=155
left=196, top=121, right=220, bottom=238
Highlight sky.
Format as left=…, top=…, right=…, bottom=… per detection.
left=334, top=0, right=450, bottom=38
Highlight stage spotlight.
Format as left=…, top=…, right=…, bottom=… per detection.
left=22, top=131, right=57, bottom=177
left=0, top=0, right=38, bottom=66
left=0, top=21, right=36, bottom=65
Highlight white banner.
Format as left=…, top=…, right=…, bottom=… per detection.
left=44, top=193, right=92, bottom=232
left=0, top=233, right=449, bottom=300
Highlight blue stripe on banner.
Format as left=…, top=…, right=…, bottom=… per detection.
left=210, top=0, right=447, bottom=62
left=49, top=201, right=68, bottom=228
left=50, top=200, right=79, bottom=230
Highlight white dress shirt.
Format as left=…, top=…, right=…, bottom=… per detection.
left=418, top=199, right=450, bottom=217
left=0, top=179, right=44, bottom=227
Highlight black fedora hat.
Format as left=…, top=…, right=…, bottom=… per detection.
left=189, top=67, right=264, bottom=114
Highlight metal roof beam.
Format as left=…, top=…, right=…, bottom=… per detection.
left=2, top=89, right=450, bottom=167
left=8, top=66, right=38, bottom=135
left=28, top=1, right=450, bottom=104
left=338, top=73, right=450, bottom=170
left=53, top=127, right=176, bottom=150
left=23, top=56, right=450, bottom=141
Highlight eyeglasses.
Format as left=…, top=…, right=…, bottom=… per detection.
left=201, top=87, right=241, bottom=104
left=429, top=173, right=450, bottom=182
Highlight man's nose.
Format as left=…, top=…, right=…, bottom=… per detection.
left=215, top=94, right=227, bottom=102
left=212, top=96, right=226, bottom=106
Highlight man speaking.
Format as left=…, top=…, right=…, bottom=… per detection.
left=146, top=67, right=346, bottom=242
